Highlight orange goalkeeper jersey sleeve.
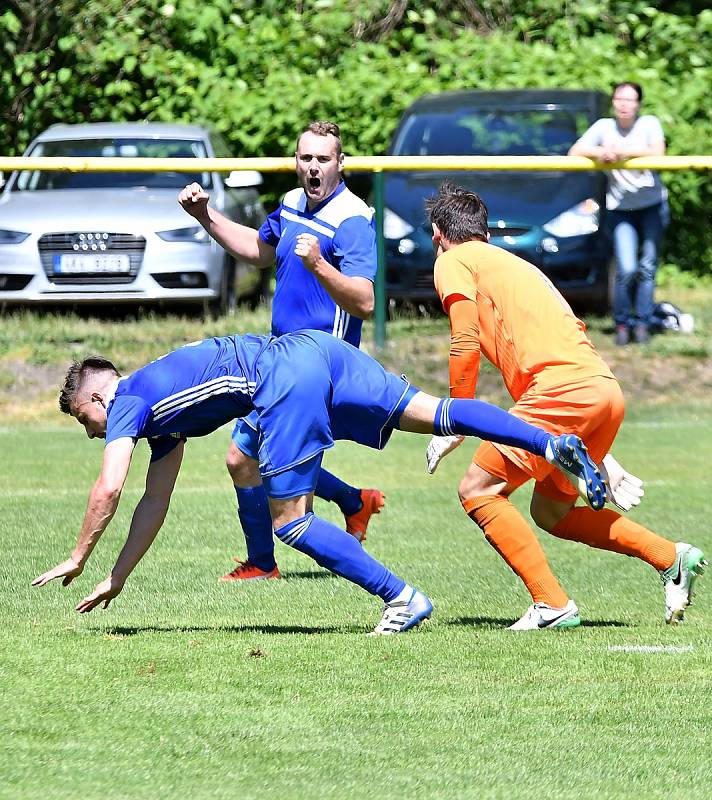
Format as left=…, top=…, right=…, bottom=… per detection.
left=433, top=241, right=614, bottom=401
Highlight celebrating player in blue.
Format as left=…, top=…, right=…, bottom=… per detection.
left=32, top=330, right=607, bottom=634
left=179, top=121, right=386, bottom=582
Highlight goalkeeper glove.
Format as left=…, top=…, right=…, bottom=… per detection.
left=600, top=453, right=644, bottom=512
left=426, top=434, right=465, bottom=474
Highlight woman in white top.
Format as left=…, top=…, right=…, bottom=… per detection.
left=569, top=82, right=667, bottom=345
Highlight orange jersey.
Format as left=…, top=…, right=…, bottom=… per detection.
left=433, top=240, right=614, bottom=401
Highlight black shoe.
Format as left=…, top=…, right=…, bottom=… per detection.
left=633, top=324, right=650, bottom=344
left=615, top=325, right=630, bottom=346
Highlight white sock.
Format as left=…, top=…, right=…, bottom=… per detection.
left=392, top=584, right=414, bottom=604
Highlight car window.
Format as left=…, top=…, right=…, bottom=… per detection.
left=209, top=132, right=231, bottom=159
left=393, top=108, right=592, bottom=156
left=13, top=138, right=210, bottom=191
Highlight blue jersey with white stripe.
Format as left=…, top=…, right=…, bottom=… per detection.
left=105, top=335, right=270, bottom=459
left=258, top=181, right=376, bottom=347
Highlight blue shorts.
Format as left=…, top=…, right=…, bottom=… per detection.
left=232, top=412, right=260, bottom=461
left=247, top=330, right=417, bottom=498
left=232, top=416, right=324, bottom=499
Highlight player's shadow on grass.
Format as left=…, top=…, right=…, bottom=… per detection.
left=447, top=616, right=628, bottom=629
left=279, top=570, right=335, bottom=581
left=99, top=622, right=362, bottom=636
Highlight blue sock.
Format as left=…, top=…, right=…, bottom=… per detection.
left=274, top=513, right=405, bottom=602
left=315, top=468, right=362, bottom=516
left=235, top=486, right=277, bottom=572
left=433, top=398, right=551, bottom=456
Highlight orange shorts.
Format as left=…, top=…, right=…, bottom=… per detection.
left=473, top=375, right=625, bottom=503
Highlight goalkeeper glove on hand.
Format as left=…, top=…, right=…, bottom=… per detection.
left=426, top=434, right=465, bottom=474
left=600, top=453, right=644, bottom=512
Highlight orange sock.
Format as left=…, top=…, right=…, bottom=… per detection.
left=550, top=507, right=675, bottom=571
left=463, top=494, right=569, bottom=608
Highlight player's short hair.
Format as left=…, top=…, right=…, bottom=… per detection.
left=59, top=356, right=120, bottom=415
left=425, top=182, right=489, bottom=244
left=297, top=121, right=342, bottom=157
left=613, top=81, right=643, bottom=102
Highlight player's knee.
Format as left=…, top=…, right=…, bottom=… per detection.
left=457, top=469, right=503, bottom=504
left=529, top=493, right=570, bottom=531
left=273, top=513, right=312, bottom=545
left=226, top=445, right=259, bottom=486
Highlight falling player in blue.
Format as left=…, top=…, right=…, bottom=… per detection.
left=32, top=331, right=607, bottom=634
left=179, top=121, right=386, bottom=582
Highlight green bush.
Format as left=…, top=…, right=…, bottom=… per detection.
left=1, top=1, right=710, bottom=272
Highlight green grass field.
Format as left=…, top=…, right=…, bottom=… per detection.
left=2, top=400, right=711, bottom=799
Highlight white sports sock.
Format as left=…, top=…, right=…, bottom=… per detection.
left=392, top=584, right=414, bottom=605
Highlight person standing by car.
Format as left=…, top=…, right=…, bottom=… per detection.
left=179, top=120, right=386, bottom=581
left=569, top=82, right=668, bottom=345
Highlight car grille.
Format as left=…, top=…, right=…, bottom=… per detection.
left=38, top=233, right=146, bottom=285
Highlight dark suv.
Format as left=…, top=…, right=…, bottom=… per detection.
left=383, top=89, right=611, bottom=311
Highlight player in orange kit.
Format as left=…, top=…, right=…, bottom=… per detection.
left=425, top=183, right=705, bottom=629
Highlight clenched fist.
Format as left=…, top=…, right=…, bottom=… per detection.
left=294, top=233, right=322, bottom=272
left=178, top=182, right=210, bottom=220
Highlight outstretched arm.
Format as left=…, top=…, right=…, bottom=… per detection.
left=75, top=441, right=184, bottom=613
left=32, top=437, right=136, bottom=587
left=178, top=182, right=275, bottom=267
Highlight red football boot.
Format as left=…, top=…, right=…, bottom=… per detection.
left=344, top=489, right=386, bottom=543
left=219, top=560, right=281, bottom=582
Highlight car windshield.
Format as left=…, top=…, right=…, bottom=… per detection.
left=392, top=107, right=590, bottom=156
left=13, top=137, right=210, bottom=191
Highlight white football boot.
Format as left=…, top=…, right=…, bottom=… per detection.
left=370, top=588, right=433, bottom=635
left=508, top=599, right=581, bottom=630
left=660, top=542, right=707, bottom=624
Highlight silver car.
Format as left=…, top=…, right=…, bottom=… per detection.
left=0, top=122, right=266, bottom=312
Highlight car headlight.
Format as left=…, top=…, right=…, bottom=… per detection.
left=156, top=225, right=209, bottom=243
left=543, top=199, right=599, bottom=238
left=383, top=208, right=415, bottom=240
left=0, top=229, right=31, bottom=244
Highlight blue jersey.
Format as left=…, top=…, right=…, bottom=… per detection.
left=105, top=335, right=270, bottom=460
left=258, top=181, right=376, bottom=347
left=103, top=330, right=412, bottom=485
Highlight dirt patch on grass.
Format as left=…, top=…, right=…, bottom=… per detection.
left=603, top=347, right=712, bottom=404
left=375, top=331, right=712, bottom=408
left=1, top=330, right=710, bottom=423
left=0, top=360, right=68, bottom=422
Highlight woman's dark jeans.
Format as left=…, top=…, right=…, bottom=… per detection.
left=607, top=201, right=667, bottom=328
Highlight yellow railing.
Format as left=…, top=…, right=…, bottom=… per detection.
left=2, top=154, right=709, bottom=346
left=1, top=155, right=711, bottom=172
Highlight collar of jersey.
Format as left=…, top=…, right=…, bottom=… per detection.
left=303, top=180, right=346, bottom=216
left=105, top=375, right=128, bottom=418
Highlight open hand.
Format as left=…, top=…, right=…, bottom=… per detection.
left=75, top=576, right=125, bottom=613
left=32, top=557, right=83, bottom=587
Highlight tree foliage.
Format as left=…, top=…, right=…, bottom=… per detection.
left=1, top=1, right=710, bottom=271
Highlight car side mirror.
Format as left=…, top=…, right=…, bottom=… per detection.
left=224, top=170, right=263, bottom=188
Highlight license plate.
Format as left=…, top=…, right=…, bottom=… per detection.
left=53, top=254, right=131, bottom=274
